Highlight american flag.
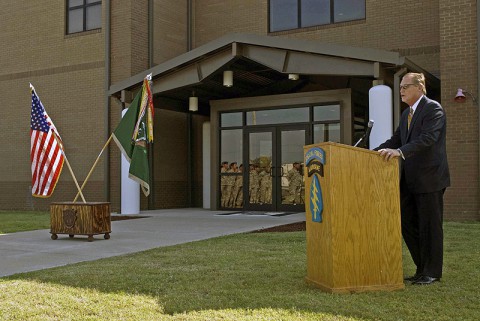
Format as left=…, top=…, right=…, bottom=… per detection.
left=30, top=84, right=64, bottom=197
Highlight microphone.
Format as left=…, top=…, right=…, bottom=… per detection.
left=354, top=120, right=374, bottom=147
left=364, top=119, right=374, bottom=144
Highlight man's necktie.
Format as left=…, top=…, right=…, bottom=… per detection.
left=408, top=107, right=413, bottom=129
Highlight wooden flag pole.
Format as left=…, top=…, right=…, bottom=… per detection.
left=73, top=134, right=113, bottom=203
left=65, top=154, right=87, bottom=203
left=52, top=133, right=87, bottom=203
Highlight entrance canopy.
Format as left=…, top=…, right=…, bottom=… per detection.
left=108, top=33, right=439, bottom=114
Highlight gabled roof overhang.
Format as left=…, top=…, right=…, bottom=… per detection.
left=108, top=33, right=438, bottom=112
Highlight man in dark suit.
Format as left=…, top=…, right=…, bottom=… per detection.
left=375, top=72, right=450, bottom=285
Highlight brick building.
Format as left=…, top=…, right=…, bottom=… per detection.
left=1, top=1, right=478, bottom=221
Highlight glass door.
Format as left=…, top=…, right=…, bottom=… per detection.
left=245, top=125, right=309, bottom=212
left=245, top=128, right=276, bottom=211
left=277, top=126, right=308, bottom=212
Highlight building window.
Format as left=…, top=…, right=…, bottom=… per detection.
left=220, top=129, right=243, bottom=208
left=221, top=112, right=243, bottom=127
left=269, top=0, right=365, bottom=32
left=313, top=104, right=341, bottom=143
left=67, top=0, right=102, bottom=34
left=246, top=107, right=309, bottom=126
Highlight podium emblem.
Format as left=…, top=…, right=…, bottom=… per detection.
left=305, top=147, right=325, bottom=223
left=310, top=174, right=323, bottom=222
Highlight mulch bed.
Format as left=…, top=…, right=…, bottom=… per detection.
left=252, top=221, right=306, bottom=233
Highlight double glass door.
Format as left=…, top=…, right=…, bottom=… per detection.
left=245, top=125, right=309, bottom=212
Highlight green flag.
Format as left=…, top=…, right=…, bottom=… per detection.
left=128, top=111, right=150, bottom=196
left=112, top=91, right=141, bottom=162
left=112, top=74, right=154, bottom=196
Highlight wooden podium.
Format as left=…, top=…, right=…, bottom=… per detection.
left=303, top=142, right=404, bottom=293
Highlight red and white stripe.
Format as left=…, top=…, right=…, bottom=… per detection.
left=30, top=121, right=64, bottom=197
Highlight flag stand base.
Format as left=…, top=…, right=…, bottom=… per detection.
left=50, top=202, right=111, bottom=242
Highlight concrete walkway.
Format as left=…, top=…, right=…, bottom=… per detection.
left=0, top=208, right=305, bottom=277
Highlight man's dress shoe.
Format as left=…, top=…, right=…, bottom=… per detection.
left=412, top=276, right=439, bottom=285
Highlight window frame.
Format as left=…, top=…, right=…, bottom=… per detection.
left=268, top=0, right=365, bottom=32
left=66, top=0, right=102, bottom=35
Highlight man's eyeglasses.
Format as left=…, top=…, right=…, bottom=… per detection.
left=399, top=83, right=417, bottom=90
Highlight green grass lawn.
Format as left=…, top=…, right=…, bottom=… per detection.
left=0, top=212, right=479, bottom=320
left=0, top=211, right=50, bottom=234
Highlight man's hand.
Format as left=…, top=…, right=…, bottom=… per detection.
left=378, top=148, right=400, bottom=161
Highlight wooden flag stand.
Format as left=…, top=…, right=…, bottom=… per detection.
left=50, top=134, right=111, bottom=242
left=50, top=202, right=111, bottom=242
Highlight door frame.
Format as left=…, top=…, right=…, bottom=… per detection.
left=243, top=126, right=277, bottom=212
left=243, top=124, right=310, bottom=212
left=276, top=124, right=311, bottom=212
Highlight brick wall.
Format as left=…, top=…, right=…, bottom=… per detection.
left=193, top=0, right=268, bottom=46
left=193, top=0, right=440, bottom=74
left=152, top=109, right=188, bottom=208
left=110, top=0, right=149, bottom=84
left=440, top=0, right=479, bottom=220
left=109, top=0, right=150, bottom=212
left=153, top=0, right=188, bottom=64
left=0, top=0, right=105, bottom=210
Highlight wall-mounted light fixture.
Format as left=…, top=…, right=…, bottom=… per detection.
left=288, top=73, right=299, bottom=80
left=455, top=88, right=478, bottom=105
left=223, top=70, right=233, bottom=87
left=189, top=92, right=198, bottom=112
